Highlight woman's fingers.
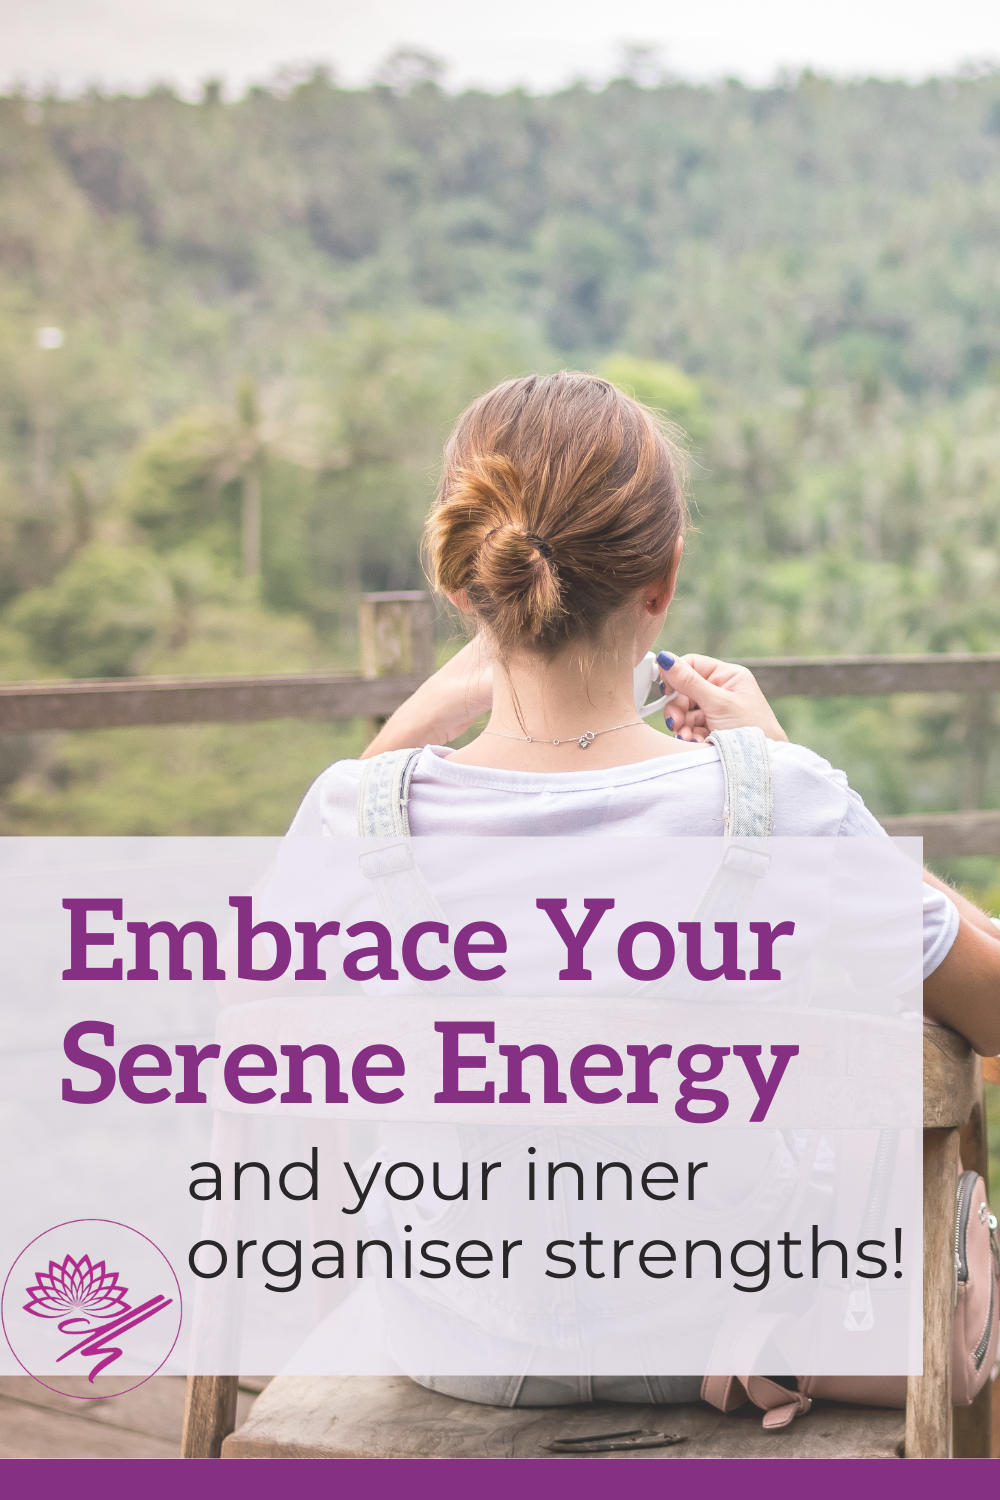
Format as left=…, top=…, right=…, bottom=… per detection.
left=662, top=691, right=690, bottom=726
left=682, top=653, right=745, bottom=687
left=657, top=653, right=735, bottom=713
left=663, top=698, right=706, bottom=735
left=657, top=650, right=787, bottom=742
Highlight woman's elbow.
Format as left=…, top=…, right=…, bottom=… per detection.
left=923, top=918, right=1000, bottom=1055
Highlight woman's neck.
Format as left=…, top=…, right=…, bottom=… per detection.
left=446, top=639, right=689, bottom=772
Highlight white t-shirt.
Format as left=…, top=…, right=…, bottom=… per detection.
left=287, top=738, right=958, bottom=980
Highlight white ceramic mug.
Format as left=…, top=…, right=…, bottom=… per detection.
left=632, top=651, right=679, bottom=718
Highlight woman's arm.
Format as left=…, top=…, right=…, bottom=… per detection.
left=361, top=637, right=493, bottom=759
left=924, top=917, right=1000, bottom=1055
left=658, top=663, right=1000, bottom=1050
left=365, top=642, right=1000, bottom=1051
left=923, top=867, right=1000, bottom=941
left=366, top=642, right=791, bottom=757
left=922, top=870, right=1000, bottom=1054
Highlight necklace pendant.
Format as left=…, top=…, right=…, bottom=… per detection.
left=578, top=731, right=596, bottom=749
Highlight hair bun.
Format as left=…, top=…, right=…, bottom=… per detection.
left=474, top=520, right=563, bottom=641
left=424, top=371, right=687, bottom=655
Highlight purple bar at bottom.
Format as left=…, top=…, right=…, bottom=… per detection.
left=1, top=1457, right=972, bottom=1500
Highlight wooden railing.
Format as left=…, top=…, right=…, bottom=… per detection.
left=1, top=591, right=997, bottom=853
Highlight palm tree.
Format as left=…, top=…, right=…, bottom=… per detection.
left=234, top=379, right=263, bottom=579
left=125, top=377, right=320, bottom=586
left=202, top=377, right=266, bottom=580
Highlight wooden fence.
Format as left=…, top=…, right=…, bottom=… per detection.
left=1, top=591, right=997, bottom=854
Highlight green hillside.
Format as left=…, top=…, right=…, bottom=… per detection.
left=2, top=68, right=1000, bottom=873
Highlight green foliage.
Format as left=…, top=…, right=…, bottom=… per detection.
left=124, top=410, right=237, bottom=554
left=2, top=74, right=1000, bottom=830
left=0, top=719, right=368, bottom=835
left=601, top=355, right=707, bottom=441
left=9, top=543, right=171, bottom=677
left=10, top=72, right=1000, bottom=391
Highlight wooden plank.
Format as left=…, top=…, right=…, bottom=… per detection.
left=0, top=1375, right=106, bottom=1414
left=906, top=1127, right=960, bottom=1457
left=359, top=591, right=435, bottom=745
left=0, top=672, right=424, bottom=732
left=878, top=810, right=1000, bottom=856
left=359, top=593, right=435, bottom=681
left=738, top=653, right=1000, bottom=697
left=181, top=1374, right=239, bottom=1458
left=221, top=1374, right=903, bottom=1460
left=1, top=651, right=998, bottom=733
left=923, top=1025, right=979, bottom=1130
left=954, top=1381, right=992, bottom=1459
left=959, top=1071, right=988, bottom=1183
left=0, top=1391, right=179, bottom=1459
left=0, top=1375, right=257, bottom=1457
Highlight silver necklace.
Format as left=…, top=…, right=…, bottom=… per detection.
left=482, top=720, right=644, bottom=750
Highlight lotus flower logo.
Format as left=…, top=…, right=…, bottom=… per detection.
left=3, top=1220, right=182, bottom=1398
left=24, top=1255, right=131, bottom=1326
left=15, top=1242, right=174, bottom=1381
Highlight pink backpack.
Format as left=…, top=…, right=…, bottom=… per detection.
left=702, top=1167, right=998, bottom=1427
left=359, top=734, right=999, bottom=1427
left=688, top=729, right=1000, bottom=1428
left=952, top=1169, right=1000, bottom=1407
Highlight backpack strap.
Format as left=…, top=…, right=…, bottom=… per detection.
left=702, top=1374, right=811, bottom=1430
left=686, top=726, right=773, bottom=926
left=355, top=748, right=501, bottom=996
left=627, top=728, right=774, bottom=1000
left=701, top=1314, right=813, bottom=1430
left=357, top=748, right=436, bottom=933
left=699, top=1132, right=822, bottom=1429
left=707, top=726, right=774, bottom=838
left=357, top=748, right=422, bottom=837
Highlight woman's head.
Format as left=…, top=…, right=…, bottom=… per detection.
left=424, top=371, right=687, bottom=656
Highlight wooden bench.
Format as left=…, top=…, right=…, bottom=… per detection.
left=219, top=1374, right=905, bottom=1460
left=180, top=1024, right=989, bottom=1460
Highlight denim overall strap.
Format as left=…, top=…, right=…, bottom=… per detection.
left=356, top=747, right=421, bottom=837
left=707, top=726, right=774, bottom=838
left=356, top=747, right=502, bottom=997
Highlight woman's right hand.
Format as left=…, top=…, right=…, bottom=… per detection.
left=362, top=636, right=494, bottom=757
left=657, top=651, right=788, bottom=743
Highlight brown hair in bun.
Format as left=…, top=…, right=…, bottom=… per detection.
left=424, top=371, right=687, bottom=654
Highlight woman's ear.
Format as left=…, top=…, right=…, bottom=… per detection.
left=642, top=537, right=685, bottom=617
left=446, top=589, right=472, bottom=612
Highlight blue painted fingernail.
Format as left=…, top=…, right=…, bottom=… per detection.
left=666, top=717, right=674, bottom=729
left=656, top=651, right=675, bottom=669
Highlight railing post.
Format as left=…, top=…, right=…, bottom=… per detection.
left=181, top=1374, right=238, bottom=1457
left=906, top=1127, right=959, bottom=1457
left=358, top=591, right=435, bottom=745
left=909, top=1027, right=979, bottom=1459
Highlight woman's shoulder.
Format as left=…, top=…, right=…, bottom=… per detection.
left=284, top=740, right=886, bottom=841
left=285, top=756, right=366, bottom=837
left=766, top=739, right=885, bottom=837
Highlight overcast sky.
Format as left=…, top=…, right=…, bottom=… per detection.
left=3, top=0, right=1000, bottom=97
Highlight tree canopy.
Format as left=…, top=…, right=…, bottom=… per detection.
left=2, top=69, right=1000, bottom=857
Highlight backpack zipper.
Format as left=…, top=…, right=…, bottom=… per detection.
left=956, top=1171, right=999, bottom=1371
left=974, top=1251, right=996, bottom=1371
left=956, top=1171, right=976, bottom=1283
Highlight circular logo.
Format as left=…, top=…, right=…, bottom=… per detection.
left=2, top=1219, right=182, bottom=1398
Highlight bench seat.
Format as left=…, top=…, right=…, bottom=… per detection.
left=221, top=1374, right=904, bottom=1460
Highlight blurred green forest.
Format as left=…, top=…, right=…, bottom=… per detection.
left=3, top=65, right=1000, bottom=885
